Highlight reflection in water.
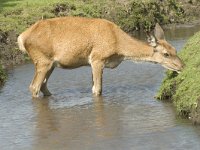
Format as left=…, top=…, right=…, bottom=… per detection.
left=32, top=96, right=123, bottom=150
left=30, top=94, right=200, bottom=150
left=32, top=96, right=200, bottom=150
left=93, top=96, right=105, bottom=129
left=33, top=97, right=58, bottom=137
left=1, top=25, right=200, bottom=150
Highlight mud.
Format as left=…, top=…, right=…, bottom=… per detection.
left=0, top=30, right=25, bottom=68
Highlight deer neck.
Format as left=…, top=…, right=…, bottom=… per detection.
left=118, top=33, right=155, bottom=62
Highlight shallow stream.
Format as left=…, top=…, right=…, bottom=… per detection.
left=1, top=25, right=200, bottom=150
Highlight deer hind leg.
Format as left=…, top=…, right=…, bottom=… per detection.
left=91, top=60, right=104, bottom=96
left=29, top=59, right=54, bottom=98
left=40, top=65, right=55, bottom=96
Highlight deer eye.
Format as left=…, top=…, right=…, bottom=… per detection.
left=164, top=53, right=170, bottom=58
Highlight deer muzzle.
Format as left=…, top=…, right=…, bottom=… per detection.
left=163, top=56, right=184, bottom=73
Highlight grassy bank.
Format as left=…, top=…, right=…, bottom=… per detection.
left=0, top=0, right=199, bottom=85
left=0, top=0, right=188, bottom=33
left=157, top=31, right=200, bottom=124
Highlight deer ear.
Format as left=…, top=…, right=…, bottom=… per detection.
left=154, top=23, right=165, bottom=40
left=147, top=34, right=157, bottom=47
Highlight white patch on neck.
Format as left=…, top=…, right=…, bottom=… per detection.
left=88, top=54, right=92, bottom=64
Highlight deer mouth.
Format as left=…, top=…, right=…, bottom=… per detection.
left=162, top=64, right=182, bottom=73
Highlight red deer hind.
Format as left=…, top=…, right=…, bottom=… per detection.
left=18, top=17, right=184, bottom=98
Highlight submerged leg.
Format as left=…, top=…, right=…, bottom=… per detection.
left=91, top=60, right=104, bottom=96
left=29, top=61, right=53, bottom=98
left=41, top=65, right=55, bottom=96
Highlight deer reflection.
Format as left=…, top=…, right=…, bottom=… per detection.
left=32, top=97, right=58, bottom=136
left=93, top=96, right=122, bottom=138
left=93, top=96, right=105, bottom=128
left=32, top=96, right=122, bottom=149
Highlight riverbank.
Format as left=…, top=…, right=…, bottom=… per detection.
left=156, top=31, right=200, bottom=124
left=0, top=0, right=200, bottom=85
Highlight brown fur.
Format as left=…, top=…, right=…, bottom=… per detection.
left=18, top=17, right=184, bottom=97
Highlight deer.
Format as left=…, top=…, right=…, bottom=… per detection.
left=17, top=17, right=184, bottom=98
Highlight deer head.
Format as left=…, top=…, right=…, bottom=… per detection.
left=147, top=23, right=184, bottom=73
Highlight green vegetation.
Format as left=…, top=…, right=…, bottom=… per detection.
left=0, top=64, right=6, bottom=85
left=157, top=31, right=200, bottom=123
left=0, top=0, right=188, bottom=33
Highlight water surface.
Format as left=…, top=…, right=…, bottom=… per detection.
left=1, top=25, right=200, bottom=150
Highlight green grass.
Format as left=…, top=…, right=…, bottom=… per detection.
left=0, top=0, right=115, bottom=32
left=157, top=31, right=200, bottom=119
left=0, top=0, right=187, bottom=33
left=0, top=0, right=66, bottom=32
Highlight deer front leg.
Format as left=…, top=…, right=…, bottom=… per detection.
left=91, top=61, right=104, bottom=96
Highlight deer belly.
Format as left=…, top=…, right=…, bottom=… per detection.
left=54, top=57, right=89, bottom=69
left=53, top=47, right=92, bottom=69
left=105, top=57, right=123, bottom=69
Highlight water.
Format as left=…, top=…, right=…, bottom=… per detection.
left=1, top=25, right=200, bottom=150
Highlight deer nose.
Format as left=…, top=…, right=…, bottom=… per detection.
left=176, top=58, right=185, bottom=72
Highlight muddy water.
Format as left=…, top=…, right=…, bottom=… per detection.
left=1, top=25, right=200, bottom=150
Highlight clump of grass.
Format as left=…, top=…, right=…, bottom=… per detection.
left=157, top=31, right=200, bottom=122
left=0, top=64, right=7, bottom=86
